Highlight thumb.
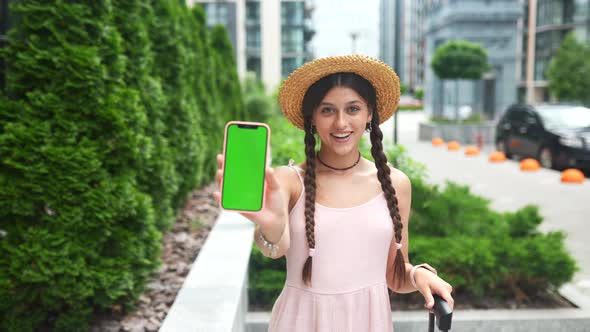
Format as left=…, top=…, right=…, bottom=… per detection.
left=423, top=290, right=435, bottom=310
left=265, top=168, right=281, bottom=191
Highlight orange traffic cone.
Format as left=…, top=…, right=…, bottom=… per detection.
left=520, top=158, right=540, bottom=171
left=432, top=137, right=445, bottom=146
left=489, top=151, right=506, bottom=162
left=561, top=169, right=585, bottom=183
left=447, top=141, right=461, bottom=151
left=465, top=146, right=479, bottom=156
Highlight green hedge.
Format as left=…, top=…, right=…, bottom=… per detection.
left=430, top=111, right=484, bottom=124
left=0, top=1, right=242, bottom=331
left=398, top=105, right=423, bottom=111
left=248, top=118, right=577, bottom=309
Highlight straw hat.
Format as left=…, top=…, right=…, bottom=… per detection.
left=278, top=54, right=401, bottom=130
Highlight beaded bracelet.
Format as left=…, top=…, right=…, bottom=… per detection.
left=256, top=225, right=280, bottom=258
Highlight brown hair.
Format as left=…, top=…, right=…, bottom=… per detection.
left=300, top=73, right=406, bottom=290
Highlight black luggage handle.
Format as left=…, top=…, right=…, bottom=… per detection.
left=428, top=294, right=453, bottom=332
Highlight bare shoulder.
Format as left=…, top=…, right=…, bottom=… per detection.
left=387, top=165, right=411, bottom=196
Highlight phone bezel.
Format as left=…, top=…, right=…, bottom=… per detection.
left=220, top=120, right=271, bottom=213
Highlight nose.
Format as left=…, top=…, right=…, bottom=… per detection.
left=335, top=110, right=347, bottom=129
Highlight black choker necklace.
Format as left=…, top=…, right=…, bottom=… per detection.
left=316, top=151, right=361, bottom=171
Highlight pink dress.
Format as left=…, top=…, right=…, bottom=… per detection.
left=268, top=163, right=395, bottom=332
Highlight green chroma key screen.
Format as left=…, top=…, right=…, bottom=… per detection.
left=222, top=124, right=268, bottom=211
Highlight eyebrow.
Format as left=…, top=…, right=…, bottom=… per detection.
left=320, top=100, right=364, bottom=106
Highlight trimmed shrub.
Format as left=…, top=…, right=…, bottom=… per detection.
left=148, top=0, right=205, bottom=211
left=112, top=0, right=178, bottom=230
left=398, top=104, right=423, bottom=111
left=0, top=1, right=243, bottom=330
left=188, top=5, right=224, bottom=184
left=0, top=2, right=160, bottom=330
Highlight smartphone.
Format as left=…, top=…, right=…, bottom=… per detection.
left=220, top=121, right=271, bottom=212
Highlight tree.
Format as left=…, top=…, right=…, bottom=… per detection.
left=242, top=72, right=275, bottom=123
left=431, top=40, right=490, bottom=121
left=210, top=24, right=245, bottom=123
left=546, top=33, right=590, bottom=106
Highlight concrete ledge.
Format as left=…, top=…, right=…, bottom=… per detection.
left=419, top=122, right=496, bottom=145
left=246, top=307, right=590, bottom=332
left=246, top=283, right=590, bottom=332
left=160, top=211, right=254, bottom=332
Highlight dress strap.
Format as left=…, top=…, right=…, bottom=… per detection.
left=287, top=159, right=304, bottom=187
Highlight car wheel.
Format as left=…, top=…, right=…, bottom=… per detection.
left=538, top=147, right=554, bottom=169
left=496, top=140, right=512, bottom=159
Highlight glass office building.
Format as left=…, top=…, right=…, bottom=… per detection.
left=281, top=1, right=312, bottom=78
left=193, top=0, right=315, bottom=89
left=245, top=1, right=262, bottom=78
left=520, top=0, right=590, bottom=102
left=422, top=0, right=522, bottom=119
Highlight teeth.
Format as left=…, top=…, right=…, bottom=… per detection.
left=332, top=133, right=351, bottom=138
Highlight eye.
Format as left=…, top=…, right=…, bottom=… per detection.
left=349, top=106, right=360, bottom=112
left=321, top=107, right=334, bottom=114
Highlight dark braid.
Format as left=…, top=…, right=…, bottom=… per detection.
left=369, top=110, right=407, bottom=290
left=302, top=116, right=317, bottom=286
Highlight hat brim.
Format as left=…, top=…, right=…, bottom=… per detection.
left=278, top=55, right=401, bottom=130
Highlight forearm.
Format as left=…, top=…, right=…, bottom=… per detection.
left=388, top=263, right=415, bottom=294
left=254, top=214, right=290, bottom=259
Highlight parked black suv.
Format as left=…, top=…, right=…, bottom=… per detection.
left=495, top=104, right=590, bottom=171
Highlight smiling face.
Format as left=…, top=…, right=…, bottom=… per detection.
left=312, top=86, right=373, bottom=156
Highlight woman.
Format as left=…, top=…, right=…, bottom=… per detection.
left=215, top=55, right=454, bottom=331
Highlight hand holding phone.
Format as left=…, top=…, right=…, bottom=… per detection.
left=213, top=121, right=288, bottom=229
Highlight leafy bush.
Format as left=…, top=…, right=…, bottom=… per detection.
left=430, top=111, right=484, bottom=124
left=268, top=115, right=307, bottom=167
left=387, top=147, right=577, bottom=300
left=241, top=74, right=276, bottom=124
left=249, top=245, right=287, bottom=308
left=398, top=105, right=423, bottom=111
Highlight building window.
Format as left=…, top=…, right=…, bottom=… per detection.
left=202, top=3, right=230, bottom=26
left=247, top=57, right=261, bottom=79
left=246, top=1, right=260, bottom=26
left=573, top=0, right=590, bottom=31
left=281, top=1, right=304, bottom=26
left=247, top=28, right=261, bottom=50
left=282, top=57, right=304, bottom=78
left=536, top=0, right=576, bottom=26
left=535, top=28, right=572, bottom=80
left=246, top=0, right=261, bottom=55
left=281, top=28, right=303, bottom=54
